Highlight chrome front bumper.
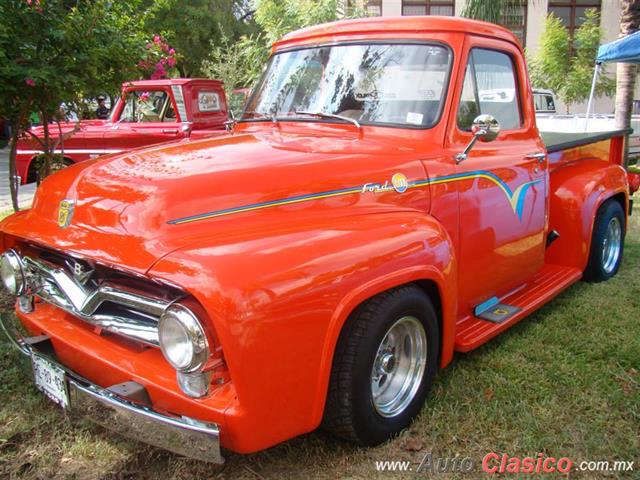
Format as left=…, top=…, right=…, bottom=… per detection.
left=0, top=313, right=224, bottom=464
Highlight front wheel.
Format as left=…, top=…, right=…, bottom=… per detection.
left=583, top=199, right=625, bottom=282
left=322, top=285, right=439, bottom=445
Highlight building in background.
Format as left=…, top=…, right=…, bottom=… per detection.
left=346, top=0, right=631, bottom=114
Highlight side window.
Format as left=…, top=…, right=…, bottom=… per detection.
left=545, top=95, right=555, bottom=112
left=457, top=60, right=480, bottom=130
left=120, top=90, right=176, bottom=123
left=456, top=49, right=522, bottom=131
left=534, top=94, right=544, bottom=112
left=198, top=91, right=221, bottom=112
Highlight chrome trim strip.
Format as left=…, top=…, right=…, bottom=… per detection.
left=171, top=85, right=188, bottom=122
left=0, top=313, right=224, bottom=464
left=16, top=149, right=124, bottom=155
left=22, top=255, right=171, bottom=346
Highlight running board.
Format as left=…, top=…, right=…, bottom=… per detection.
left=454, top=264, right=582, bottom=352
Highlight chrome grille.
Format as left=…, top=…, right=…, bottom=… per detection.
left=20, top=254, right=176, bottom=346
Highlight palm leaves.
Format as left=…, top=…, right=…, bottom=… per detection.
left=461, top=0, right=526, bottom=24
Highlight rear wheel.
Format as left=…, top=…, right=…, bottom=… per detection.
left=322, top=285, right=439, bottom=445
left=583, top=199, right=625, bottom=282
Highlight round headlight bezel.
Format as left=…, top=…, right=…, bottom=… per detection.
left=158, top=303, right=210, bottom=373
left=0, top=249, right=26, bottom=296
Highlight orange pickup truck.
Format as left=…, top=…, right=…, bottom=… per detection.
left=0, top=17, right=634, bottom=463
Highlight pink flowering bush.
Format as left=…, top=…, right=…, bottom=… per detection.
left=138, top=35, right=179, bottom=80
left=26, top=0, right=43, bottom=13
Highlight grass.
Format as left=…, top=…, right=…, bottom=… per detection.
left=0, top=205, right=638, bottom=479
left=0, top=210, right=15, bottom=222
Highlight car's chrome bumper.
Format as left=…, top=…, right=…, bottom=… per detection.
left=0, top=312, right=224, bottom=464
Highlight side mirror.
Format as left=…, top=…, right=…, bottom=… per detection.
left=224, top=110, right=237, bottom=132
left=472, top=114, right=500, bottom=142
left=456, top=114, right=501, bottom=163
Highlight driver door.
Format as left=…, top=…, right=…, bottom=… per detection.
left=105, top=89, right=185, bottom=150
left=449, top=40, right=548, bottom=316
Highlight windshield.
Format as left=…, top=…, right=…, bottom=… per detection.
left=243, top=43, right=452, bottom=128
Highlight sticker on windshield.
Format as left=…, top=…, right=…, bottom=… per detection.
left=406, top=112, right=424, bottom=125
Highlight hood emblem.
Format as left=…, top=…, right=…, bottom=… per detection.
left=57, top=199, right=75, bottom=229
left=391, top=173, right=409, bottom=193
left=362, top=172, right=410, bottom=194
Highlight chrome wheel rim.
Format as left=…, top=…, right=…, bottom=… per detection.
left=370, top=316, right=427, bottom=418
left=602, top=217, right=622, bottom=274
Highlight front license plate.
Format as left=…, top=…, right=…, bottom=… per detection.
left=31, top=355, right=69, bottom=409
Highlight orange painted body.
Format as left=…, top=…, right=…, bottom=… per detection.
left=0, top=17, right=630, bottom=454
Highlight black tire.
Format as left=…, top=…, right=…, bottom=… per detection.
left=583, top=199, right=625, bottom=282
left=322, top=284, right=439, bottom=445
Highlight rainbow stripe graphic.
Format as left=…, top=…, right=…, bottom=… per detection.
left=168, top=170, right=540, bottom=225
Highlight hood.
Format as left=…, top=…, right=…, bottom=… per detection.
left=18, top=120, right=110, bottom=148
left=4, top=125, right=434, bottom=273
left=24, top=120, right=109, bottom=137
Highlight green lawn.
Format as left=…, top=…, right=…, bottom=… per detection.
left=0, top=207, right=638, bottom=479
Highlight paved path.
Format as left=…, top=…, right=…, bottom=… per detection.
left=0, top=147, right=37, bottom=212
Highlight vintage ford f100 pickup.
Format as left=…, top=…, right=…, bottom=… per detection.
left=0, top=17, right=633, bottom=463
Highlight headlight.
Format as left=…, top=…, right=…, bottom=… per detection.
left=158, top=304, right=209, bottom=372
left=0, top=250, right=26, bottom=296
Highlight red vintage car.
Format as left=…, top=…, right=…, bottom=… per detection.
left=16, top=78, right=229, bottom=183
left=0, top=17, right=634, bottom=463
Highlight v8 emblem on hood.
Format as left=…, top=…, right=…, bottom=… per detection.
left=58, top=199, right=75, bottom=229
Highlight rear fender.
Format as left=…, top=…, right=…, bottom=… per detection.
left=546, top=160, right=628, bottom=270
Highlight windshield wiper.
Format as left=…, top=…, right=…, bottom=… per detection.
left=295, top=111, right=361, bottom=129
left=242, top=111, right=279, bottom=123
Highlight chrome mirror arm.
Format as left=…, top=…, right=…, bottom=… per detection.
left=454, top=114, right=501, bottom=164
left=455, top=129, right=486, bottom=164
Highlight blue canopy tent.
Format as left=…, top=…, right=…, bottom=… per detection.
left=585, top=31, right=640, bottom=128
left=596, top=31, right=640, bottom=64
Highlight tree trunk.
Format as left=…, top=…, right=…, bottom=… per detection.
left=39, top=110, right=52, bottom=185
left=614, top=0, right=640, bottom=167
left=8, top=127, right=21, bottom=212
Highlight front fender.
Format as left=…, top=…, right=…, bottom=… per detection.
left=546, top=160, right=628, bottom=270
left=148, top=210, right=457, bottom=453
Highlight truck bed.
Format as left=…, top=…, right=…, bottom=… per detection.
left=541, top=129, right=633, bottom=154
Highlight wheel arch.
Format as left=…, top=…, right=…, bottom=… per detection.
left=610, top=191, right=628, bottom=220
left=26, top=155, right=39, bottom=183
left=584, top=189, right=628, bottom=266
left=311, top=264, right=457, bottom=427
left=26, top=155, right=74, bottom=183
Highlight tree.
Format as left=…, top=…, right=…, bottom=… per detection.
left=614, top=0, right=640, bottom=167
left=253, top=0, right=345, bottom=44
left=0, top=0, right=146, bottom=210
left=529, top=10, right=615, bottom=113
left=461, top=0, right=515, bottom=23
left=202, top=0, right=365, bottom=94
left=527, top=14, right=569, bottom=100
left=201, top=32, right=267, bottom=115
left=143, top=0, right=257, bottom=77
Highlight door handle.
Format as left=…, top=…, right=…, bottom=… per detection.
left=526, top=152, right=546, bottom=163
left=162, top=129, right=179, bottom=134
